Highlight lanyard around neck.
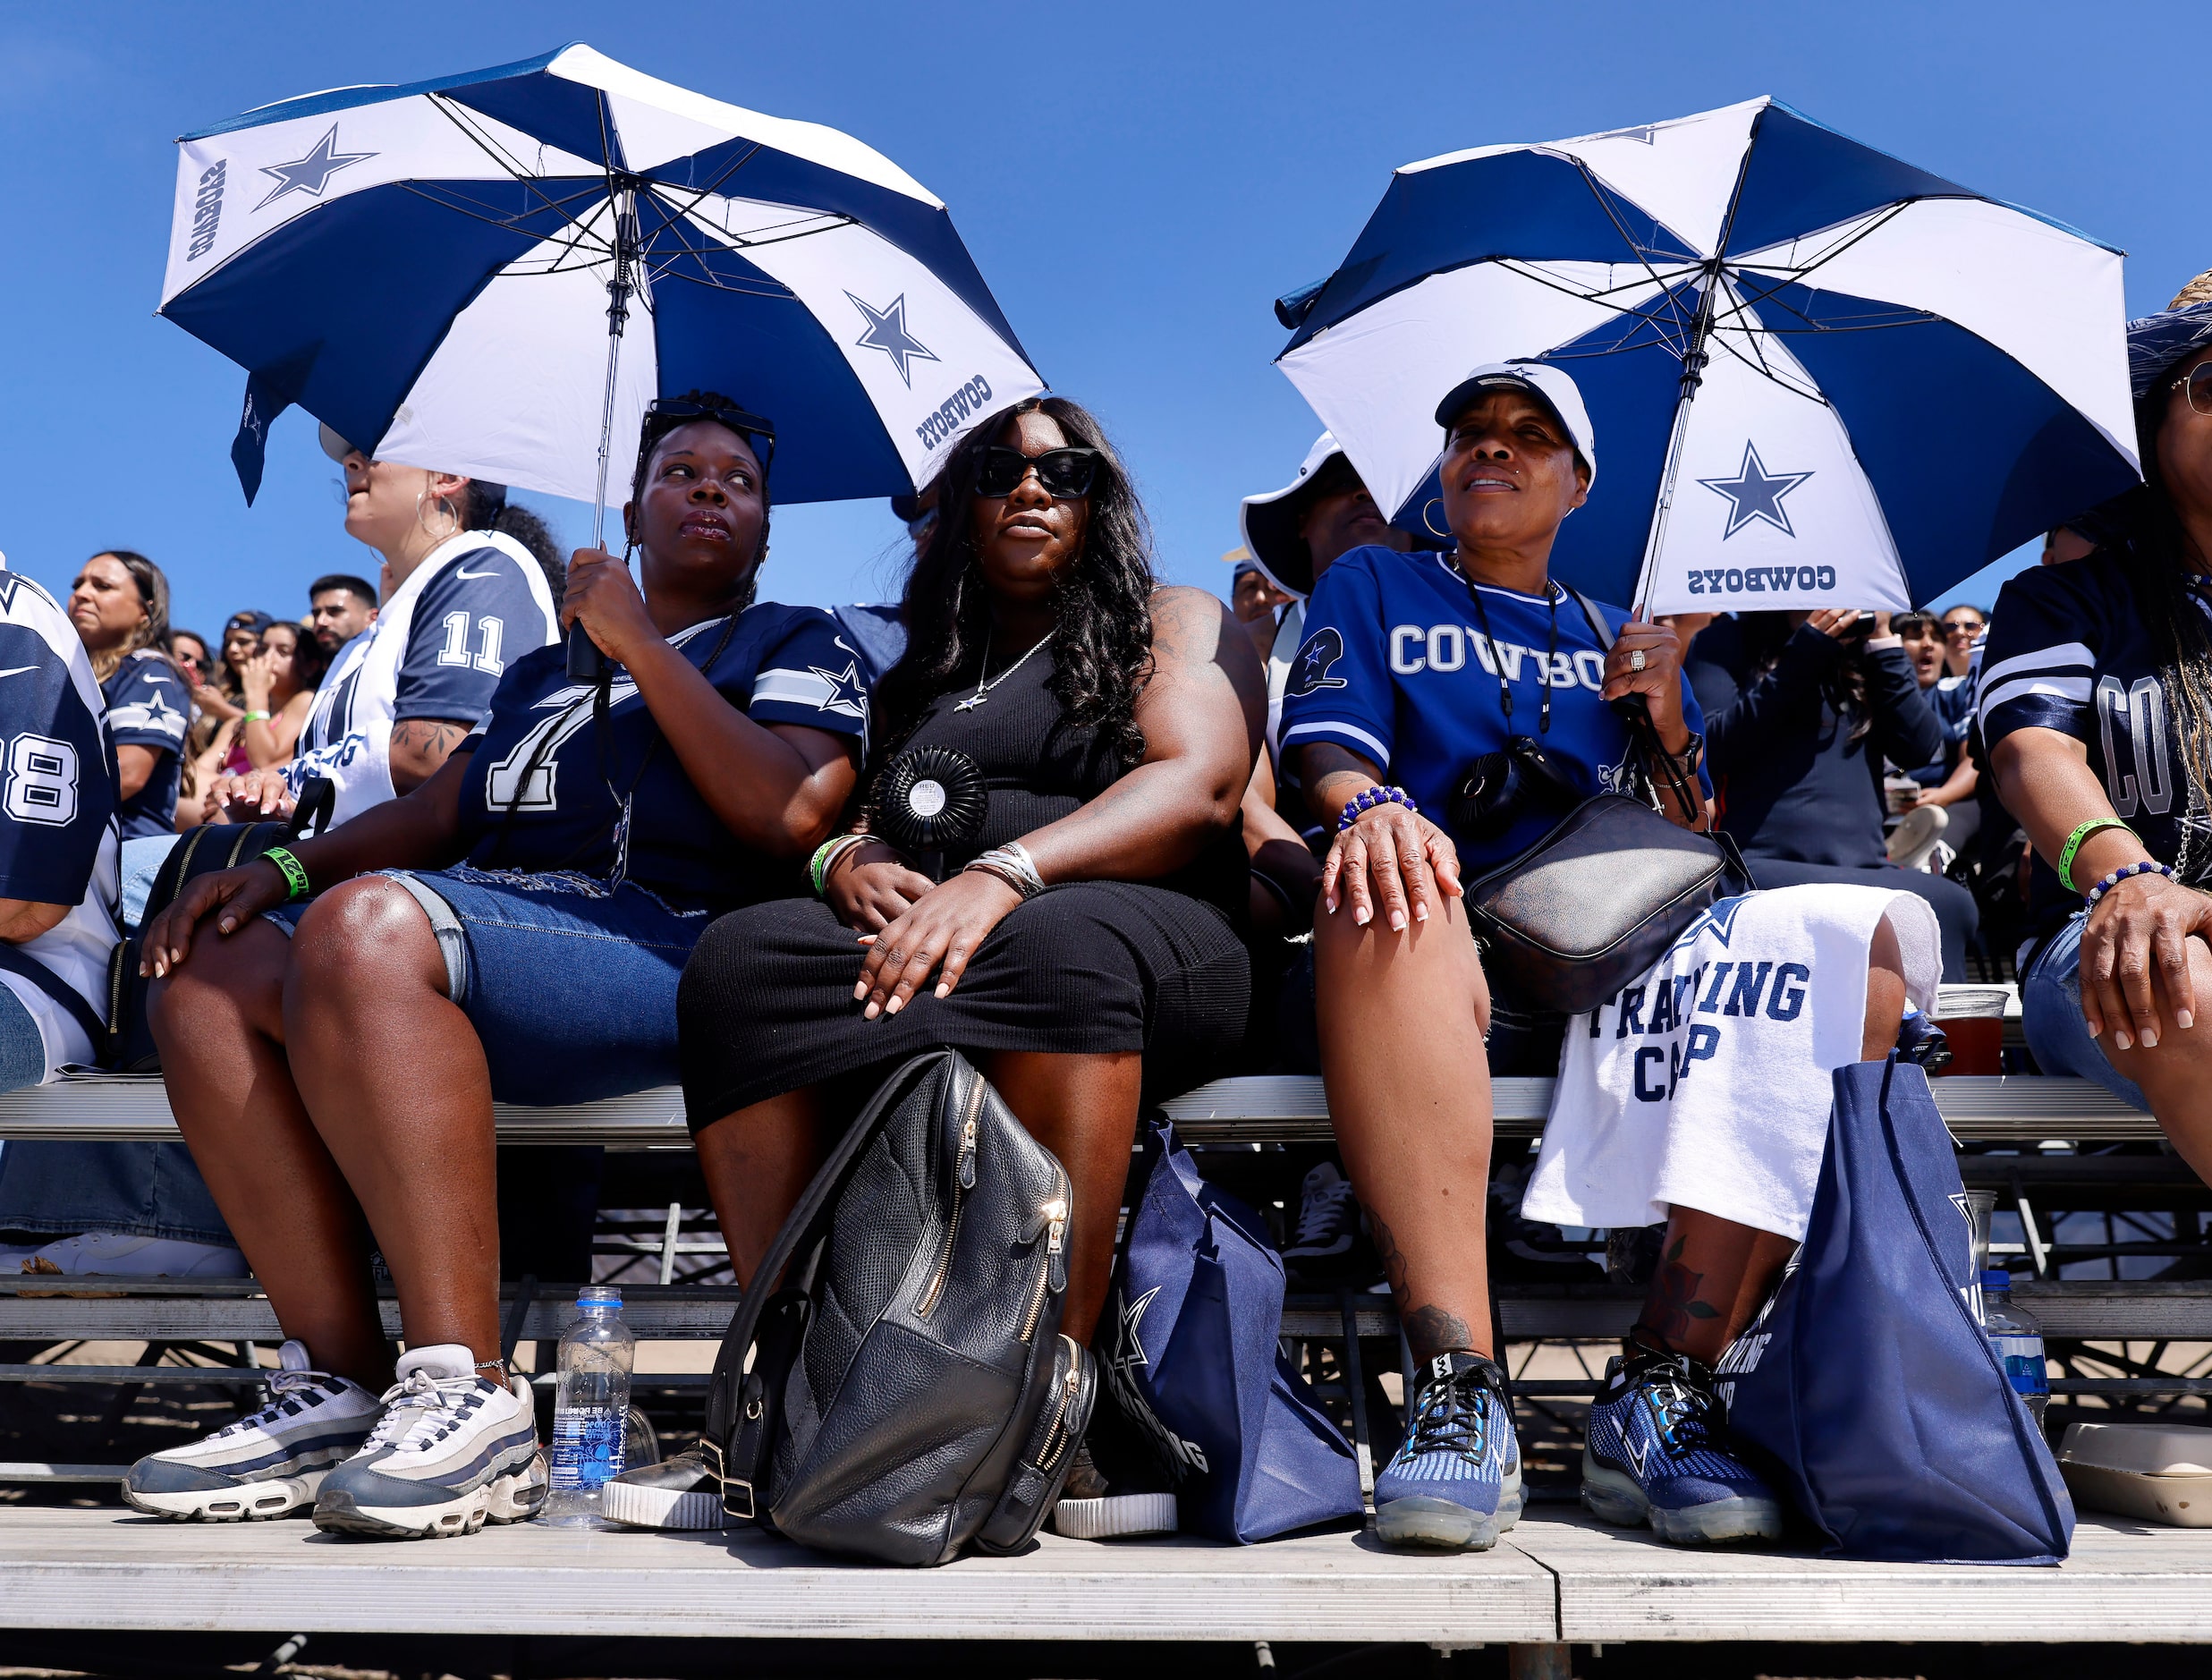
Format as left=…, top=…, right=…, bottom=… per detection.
left=1451, top=553, right=1562, bottom=735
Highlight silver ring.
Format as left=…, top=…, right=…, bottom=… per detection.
left=1628, top=649, right=1648, bottom=673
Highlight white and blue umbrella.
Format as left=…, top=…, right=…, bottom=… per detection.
left=1274, top=98, right=2140, bottom=614
left=158, top=43, right=1043, bottom=514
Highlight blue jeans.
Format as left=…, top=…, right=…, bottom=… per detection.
left=2020, top=911, right=2150, bottom=1109
left=270, top=865, right=708, bottom=1106
left=0, top=845, right=240, bottom=1257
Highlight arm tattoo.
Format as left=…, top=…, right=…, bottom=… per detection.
left=1368, top=1209, right=1477, bottom=1362
left=1635, top=1235, right=1721, bottom=1350
left=391, top=718, right=470, bottom=760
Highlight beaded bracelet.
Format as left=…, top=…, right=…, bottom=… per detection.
left=1338, top=785, right=1418, bottom=833
left=809, top=834, right=868, bottom=898
left=260, top=846, right=310, bottom=903
left=2057, top=816, right=2134, bottom=893
left=2083, top=859, right=2176, bottom=910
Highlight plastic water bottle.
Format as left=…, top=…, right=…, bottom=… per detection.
left=541, top=1285, right=634, bottom=1526
left=1981, top=1269, right=2049, bottom=1429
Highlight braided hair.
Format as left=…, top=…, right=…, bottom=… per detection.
left=874, top=396, right=1156, bottom=766
left=624, top=390, right=773, bottom=612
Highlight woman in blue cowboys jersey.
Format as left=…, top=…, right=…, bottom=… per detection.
left=69, top=551, right=187, bottom=838
left=1984, top=296, right=2212, bottom=1186
left=608, top=396, right=1260, bottom=1532
left=1282, top=363, right=1924, bottom=1555
left=210, top=432, right=563, bottom=827
left=126, top=395, right=866, bottom=1540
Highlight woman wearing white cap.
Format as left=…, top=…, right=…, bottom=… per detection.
left=1280, top=362, right=1937, bottom=1554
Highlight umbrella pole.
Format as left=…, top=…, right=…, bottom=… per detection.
left=1629, top=268, right=1725, bottom=620
left=568, top=182, right=642, bottom=683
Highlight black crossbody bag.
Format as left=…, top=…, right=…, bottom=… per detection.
left=1463, top=591, right=1753, bottom=1016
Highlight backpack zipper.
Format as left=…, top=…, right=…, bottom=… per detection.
left=1034, top=1339, right=1083, bottom=1472
left=917, top=1075, right=986, bottom=1317
left=1018, top=1182, right=1070, bottom=1344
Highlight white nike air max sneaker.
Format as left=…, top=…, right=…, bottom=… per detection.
left=123, top=1339, right=384, bottom=1522
left=24, top=1232, right=249, bottom=1277
left=312, top=1345, right=547, bottom=1540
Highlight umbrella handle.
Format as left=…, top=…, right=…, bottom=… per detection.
left=566, top=621, right=605, bottom=682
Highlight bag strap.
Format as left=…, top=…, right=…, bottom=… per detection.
left=704, top=1048, right=963, bottom=1444
left=0, top=940, right=105, bottom=1051
left=1561, top=584, right=1615, bottom=651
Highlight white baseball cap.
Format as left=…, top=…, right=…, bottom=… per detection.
left=1432, top=361, right=1598, bottom=491
left=1238, top=432, right=1355, bottom=598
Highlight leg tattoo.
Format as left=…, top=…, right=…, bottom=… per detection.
left=1635, top=1236, right=1720, bottom=1352
left=1368, top=1210, right=1477, bottom=1362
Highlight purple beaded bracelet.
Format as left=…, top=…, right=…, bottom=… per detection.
left=1338, top=785, right=1418, bottom=832
left=2083, top=859, right=2176, bottom=909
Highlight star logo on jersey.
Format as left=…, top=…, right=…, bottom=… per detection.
left=255, top=124, right=377, bottom=210
left=1284, top=627, right=1348, bottom=697
left=807, top=658, right=869, bottom=721
left=1699, top=443, right=1814, bottom=539
left=110, top=688, right=187, bottom=741
left=845, top=293, right=940, bottom=386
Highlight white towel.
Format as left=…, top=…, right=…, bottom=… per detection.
left=1521, top=885, right=1941, bottom=1242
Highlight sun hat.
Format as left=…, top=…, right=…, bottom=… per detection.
left=1238, top=433, right=1361, bottom=598
left=2126, top=299, right=2212, bottom=402
left=1432, top=361, right=1598, bottom=490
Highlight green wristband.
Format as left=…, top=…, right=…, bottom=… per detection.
left=261, top=846, right=310, bottom=903
left=809, top=835, right=863, bottom=898
left=2056, top=817, right=2133, bottom=895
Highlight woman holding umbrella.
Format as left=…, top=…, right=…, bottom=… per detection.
left=1283, top=363, right=1936, bottom=1552
left=121, top=396, right=869, bottom=1540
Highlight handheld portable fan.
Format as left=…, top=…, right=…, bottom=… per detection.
left=872, top=747, right=989, bottom=877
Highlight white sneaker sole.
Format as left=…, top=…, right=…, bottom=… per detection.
left=1580, top=1453, right=1784, bottom=1545
left=1052, top=1491, right=1178, bottom=1540
left=123, top=1471, right=322, bottom=1523
left=601, top=1477, right=724, bottom=1532
left=1374, top=1476, right=1523, bottom=1552
left=313, top=1453, right=548, bottom=1540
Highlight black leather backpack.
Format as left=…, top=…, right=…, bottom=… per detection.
left=702, top=1048, right=1096, bottom=1565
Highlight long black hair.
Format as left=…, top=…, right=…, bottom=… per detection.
left=874, top=396, right=1156, bottom=765
left=623, top=390, right=773, bottom=614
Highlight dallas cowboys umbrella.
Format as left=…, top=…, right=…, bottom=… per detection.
left=1274, top=98, right=2140, bottom=614
left=158, top=43, right=1043, bottom=522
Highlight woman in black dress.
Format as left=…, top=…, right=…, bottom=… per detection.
left=677, top=396, right=1262, bottom=1353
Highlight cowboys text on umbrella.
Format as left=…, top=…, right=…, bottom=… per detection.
left=255, top=125, right=377, bottom=210
left=1698, top=443, right=1815, bottom=539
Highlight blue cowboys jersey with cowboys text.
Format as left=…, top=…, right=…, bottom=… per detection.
left=0, top=564, right=119, bottom=1071
left=289, top=530, right=558, bottom=827
left=1278, top=546, right=1708, bottom=869
left=103, top=648, right=188, bottom=839
left=1979, top=552, right=2208, bottom=940
left=453, top=602, right=869, bottom=913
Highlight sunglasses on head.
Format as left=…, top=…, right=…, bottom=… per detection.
left=645, top=398, right=776, bottom=475
left=974, top=446, right=1101, bottom=500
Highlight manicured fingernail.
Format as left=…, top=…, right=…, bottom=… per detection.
left=1324, top=895, right=1337, bottom=914
left=2115, top=1031, right=2131, bottom=1049
left=863, top=1001, right=880, bottom=1020
left=886, top=997, right=903, bottom=1016
left=852, top=983, right=869, bottom=999
left=2181, top=1011, right=2195, bottom=1030
left=935, top=984, right=950, bottom=998
left=1354, top=906, right=1371, bottom=926
left=2087, top=1022, right=2100, bottom=1038
left=2143, top=1031, right=2159, bottom=1048
left=1389, top=912, right=1406, bottom=932
left=1414, top=904, right=1429, bottom=922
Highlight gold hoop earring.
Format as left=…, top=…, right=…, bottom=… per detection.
left=1422, top=499, right=1450, bottom=539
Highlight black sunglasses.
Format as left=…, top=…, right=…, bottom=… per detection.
left=975, top=446, right=1101, bottom=500
left=645, top=398, right=777, bottom=476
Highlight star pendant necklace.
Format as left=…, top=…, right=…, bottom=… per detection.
left=953, top=628, right=1054, bottom=712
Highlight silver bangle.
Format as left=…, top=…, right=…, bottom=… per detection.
left=965, top=842, right=1045, bottom=899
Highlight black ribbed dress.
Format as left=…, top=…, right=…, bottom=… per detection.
left=677, top=649, right=1252, bottom=1129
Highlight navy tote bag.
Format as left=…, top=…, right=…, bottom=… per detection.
left=1098, top=1121, right=1363, bottom=1542
left=1717, top=1056, right=2073, bottom=1563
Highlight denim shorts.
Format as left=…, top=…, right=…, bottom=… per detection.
left=2020, top=911, right=2149, bottom=1109
left=269, top=865, right=708, bottom=1106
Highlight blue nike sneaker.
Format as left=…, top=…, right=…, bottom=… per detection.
left=1581, top=1348, right=1784, bottom=1545
left=1373, top=1352, right=1521, bottom=1550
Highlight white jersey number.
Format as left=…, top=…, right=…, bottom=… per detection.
left=436, top=612, right=507, bottom=677
left=4, top=734, right=79, bottom=827
left=482, top=702, right=594, bottom=813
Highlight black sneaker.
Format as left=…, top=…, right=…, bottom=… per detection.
left=1283, top=1161, right=1369, bottom=1282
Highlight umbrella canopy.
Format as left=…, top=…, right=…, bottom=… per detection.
left=159, top=43, right=1043, bottom=508
left=1274, top=98, right=2140, bottom=613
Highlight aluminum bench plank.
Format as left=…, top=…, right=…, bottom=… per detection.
left=0, top=1073, right=2159, bottom=1146
left=1514, top=1509, right=2212, bottom=1643
left=0, top=1508, right=1555, bottom=1642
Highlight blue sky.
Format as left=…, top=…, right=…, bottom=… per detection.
left=2, top=1, right=2202, bottom=636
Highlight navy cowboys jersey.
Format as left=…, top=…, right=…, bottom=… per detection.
left=453, top=602, right=869, bottom=912
left=102, top=648, right=188, bottom=838
left=1980, top=551, right=2208, bottom=938
left=1278, top=545, right=1708, bottom=870
left=290, top=530, right=557, bottom=826
left=0, top=565, right=118, bottom=1071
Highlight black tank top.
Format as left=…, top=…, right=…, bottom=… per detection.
left=886, top=645, right=1248, bottom=922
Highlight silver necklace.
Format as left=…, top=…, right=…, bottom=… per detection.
left=953, top=629, right=1053, bottom=712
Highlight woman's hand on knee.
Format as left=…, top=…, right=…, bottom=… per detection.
left=853, top=870, right=1022, bottom=1018
left=2081, top=874, right=2212, bottom=1051
left=826, top=841, right=934, bottom=934
left=140, top=861, right=291, bottom=978
left=1319, top=805, right=1462, bottom=932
